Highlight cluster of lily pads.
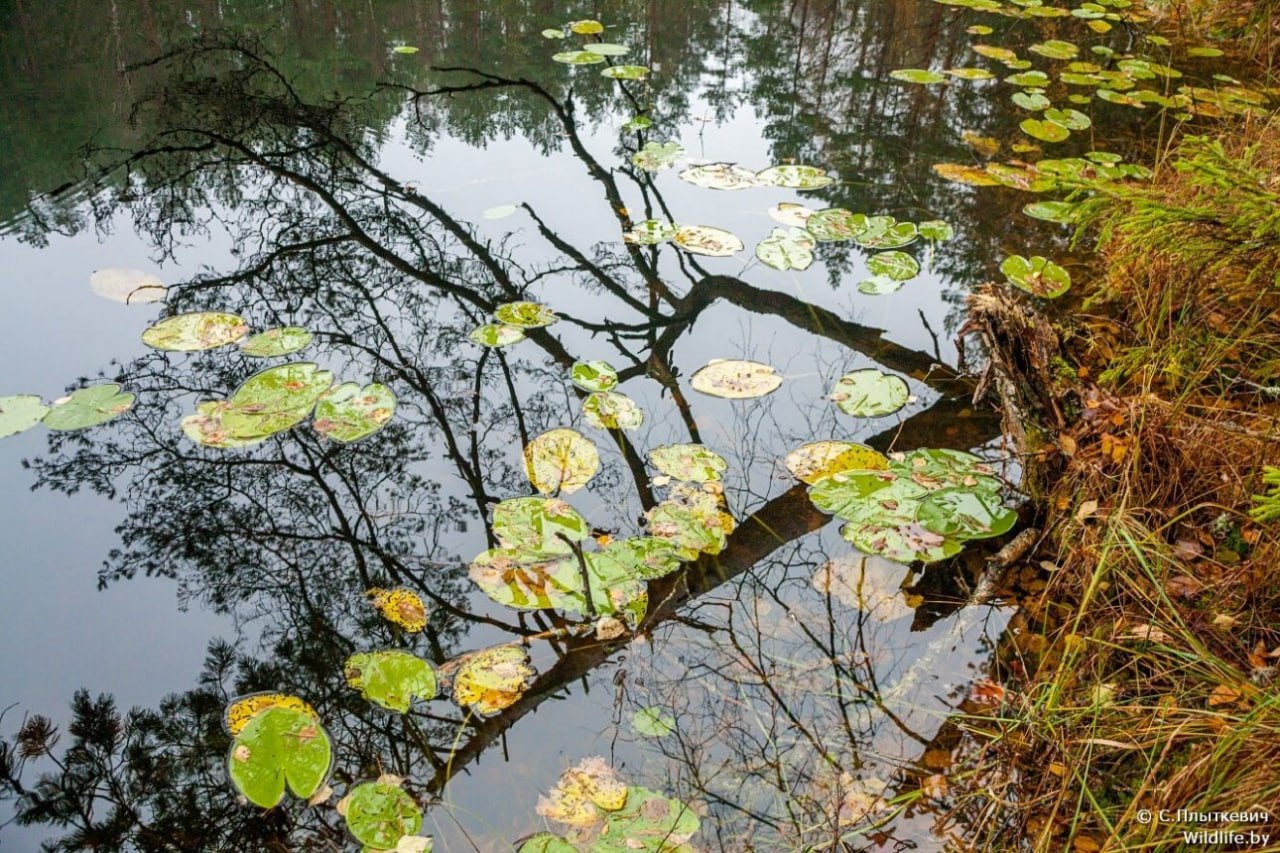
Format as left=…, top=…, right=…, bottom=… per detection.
left=0, top=384, right=137, bottom=440
left=570, top=360, right=644, bottom=431
left=469, top=300, right=559, bottom=348
left=542, top=18, right=650, bottom=81
left=785, top=441, right=1015, bottom=564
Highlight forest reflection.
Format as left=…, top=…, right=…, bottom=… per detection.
left=0, top=3, right=1042, bottom=849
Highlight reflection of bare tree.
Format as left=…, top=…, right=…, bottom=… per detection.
left=2, top=30, right=1011, bottom=851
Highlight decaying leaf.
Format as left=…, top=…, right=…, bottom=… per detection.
left=523, top=428, right=600, bottom=494
left=690, top=359, right=783, bottom=399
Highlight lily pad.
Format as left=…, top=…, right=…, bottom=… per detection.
left=831, top=369, right=909, bottom=417
left=673, top=225, right=743, bottom=257
left=866, top=250, right=920, bottom=281
left=755, top=165, right=834, bottom=189
left=918, top=220, right=955, bottom=241
left=768, top=203, right=814, bottom=227
left=495, top=301, right=558, bottom=329
left=340, top=779, right=422, bottom=850
left=537, top=757, right=629, bottom=827
left=523, top=428, right=600, bottom=495
left=344, top=650, right=438, bottom=713
left=631, top=141, right=684, bottom=172
left=552, top=50, right=605, bottom=65
left=88, top=268, right=166, bottom=304
left=1012, top=91, right=1052, bottom=110
left=240, top=326, right=313, bottom=358
left=582, top=391, right=644, bottom=430
left=649, top=443, right=728, bottom=483
left=585, top=43, right=629, bottom=56
left=597, top=787, right=700, bottom=849
left=857, top=275, right=904, bottom=295
left=227, top=707, right=332, bottom=808
left=854, top=218, right=918, bottom=249
left=677, top=163, right=759, bottom=190
left=690, top=359, right=782, bottom=399
left=493, top=496, right=589, bottom=553
left=570, top=360, right=618, bottom=392
left=520, top=834, right=577, bottom=852
left=1044, top=107, right=1092, bottom=130
left=622, top=220, right=676, bottom=245
left=804, top=208, right=869, bottom=242
left=755, top=227, right=815, bottom=271
left=43, top=384, right=135, bottom=431
left=469, top=323, right=526, bottom=347
left=1006, top=70, right=1051, bottom=87
left=0, top=395, right=49, bottom=439
left=890, top=69, right=946, bottom=84
left=945, top=67, right=996, bottom=80
left=452, top=645, right=537, bottom=717
left=482, top=204, right=519, bottom=220
left=368, top=587, right=429, bottom=632
left=1000, top=254, right=1071, bottom=298
left=1020, top=118, right=1071, bottom=142
left=601, top=65, right=650, bottom=80
left=223, top=693, right=319, bottom=737
left=568, top=19, right=604, bottom=34
left=622, top=115, right=652, bottom=131
left=784, top=441, right=889, bottom=484
left=541, top=28, right=566, bottom=39
left=313, top=382, right=397, bottom=443
left=141, top=312, right=250, bottom=351
left=631, top=707, right=676, bottom=737
left=1023, top=201, right=1079, bottom=223
left=916, top=488, right=1017, bottom=539
left=844, top=522, right=963, bottom=564
left=1029, top=39, right=1079, bottom=60
left=392, top=45, right=419, bottom=54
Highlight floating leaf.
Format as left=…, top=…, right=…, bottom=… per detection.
left=805, top=208, right=870, bottom=241
left=967, top=24, right=994, bottom=34
left=857, top=275, right=904, bottom=295
left=597, top=787, right=700, bottom=848
left=649, top=443, right=728, bottom=483
left=368, top=588, right=428, bottom=632
left=854, top=218, right=918, bottom=249
left=831, top=369, right=909, bottom=417
left=632, top=707, right=676, bottom=737
left=482, top=204, right=519, bottom=220
left=844, top=522, right=963, bottom=564
left=541, top=28, right=566, bottom=39
left=601, top=65, right=650, bottom=80
left=1023, top=201, right=1079, bottom=223
left=755, top=227, right=815, bottom=271
left=537, top=756, right=629, bottom=827
left=141, top=312, right=249, bottom=351
left=182, top=362, right=333, bottom=448
left=755, top=165, right=834, bottom=189
left=552, top=50, right=605, bottom=65
left=493, top=496, right=588, bottom=553
left=690, top=359, right=782, bottom=399
left=524, top=428, right=600, bottom=495
left=519, top=834, right=577, bottom=852
left=313, top=382, right=396, bottom=443
left=240, top=327, right=313, bottom=358
left=1012, top=91, right=1052, bottom=110
left=585, top=43, right=629, bottom=56
left=916, top=488, right=1017, bottom=539
left=469, top=323, right=526, bottom=347
left=1006, top=70, right=1051, bottom=87
left=768, top=203, right=814, bottom=227
left=622, top=219, right=676, bottom=245
left=622, top=115, right=652, bottom=131
left=0, top=395, right=49, bottom=439
left=647, top=487, right=734, bottom=559
left=340, top=779, right=423, bottom=850
left=631, top=141, right=684, bottom=171
left=673, top=225, right=743, bottom=257
left=1029, top=39, right=1079, bottom=60
left=227, top=707, right=332, bottom=808
left=469, top=549, right=576, bottom=611
left=569, top=19, right=604, bottom=34
left=345, top=651, right=438, bottom=713
left=1186, top=46, right=1225, bottom=58
left=945, top=67, right=995, bottom=80
left=918, top=220, right=955, bottom=241
left=582, top=391, right=643, bottom=430
left=1001, top=254, right=1071, bottom=298
left=1021, top=118, right=1071, bottom=142
left=570, top=360, right=618, bottom=392
left=932, top=163, right=1002, bottom=186
left=866, top=250, right=920, bottom=281
left=392, top=45, right=419, bottom=54
left=43, top=384, right=135, bottom=431
left=592, top=536, right=684, bottom=581
left=224, top=693, right=319, bottom=737
left=972, top=44, right=1019, bottom=63
left=452, top=645, right=536, bottom=716
left=495, top=301, right=558, bottom=328
left=890, top=69, right=946, bottom=84
left=677, top=163, right=759, bottom=190
left=784, top=441, right=889, bottom=484
left=88, top=268, right=166, bottom=304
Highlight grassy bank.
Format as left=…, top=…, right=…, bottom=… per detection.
left=949, top=16, right=1280, bottom=852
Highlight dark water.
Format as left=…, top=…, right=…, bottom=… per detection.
left=0, top=1, right=1186, bottom=850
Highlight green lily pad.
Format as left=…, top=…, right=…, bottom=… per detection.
left=649, top=443, right=727, bottom=483
left=890, top=69, right=946, bottom=84
left=469, top=549, right=576, bottom=611
left=585, top=43, right=629, bottom=56
left=43, top=384, right=135, bottom=431
left=973, top=44, right=1019, bottom=64
left=524, top=428, right=600, bottom=495
left=916, top=488, right=1017, bottom=540
left=592, top=537, right=684, bottom=581
left=552, top=50, right=605, bottom=65
left=918, top=220, right=955, bottom=241
left=622, top=220, right=676, bottom=245
left=313, top=382, right=396, bottom=443
left=240, top=326, right=313, bottom=358
left=570, top=360, right=618, bottom=392
left=0, top=395, right=49, bottom=438
left=596, top=787, right=700, bottom=851
left=622, top=115, right=652, bottom=131
left=1029, top=39, right=1079, bottom=60
left=673, top=225, right=743, bottom=257
left=690, top=359, right=782, bottom=398
left=541, top=28, right=566, bottom=39
left=755, top=227, right=815, bottom=271
left=866, top=250, right=920, bottom=281
left=1021, top=118, right=1071, bottom=142
left=843, top=522, right=964, bottom=564
left=768, top=203, right=814, bottom=227
left=227, top=707, right=332, bottom=808
left=632, top=707, right=676, bottom=737
left=141, top=312, right=250, bottom=351
left=857, top=275, right=902, bottom=295
left=1044, top=107, right=1092, bottom=130
left=392, top=45, right=419, bottom=54
left=492, top=496, right=589, bottom=553
left=1006, top=70, right=1052, bottom=87
left=582, top=391, right=644, bottom=430
left=495, top=301, right=558, bottom=329
left=519, top=835, right=576, bottom=853
left=569, top=19, right=604, bottom=34
left=945, top=67, right=996, bottom=80
left=344, top=651, right=438, bottom=713
left=755, top=165, right=834, bottom=189
left=601, top=65, right=650, bottom=80
left=1012, top=91, right=1052, bottom=110
left=341, top=780, right=422, bottom=849
left=631, top=141, right=684, bottom=171
left=1000, top=254, right=1072, bottom=298
left=677, top=163, right=759, bottom=190
left=804, top=208, right=869, bottom=242
left=233, top=362, right=334, bottom=413
left=831, top=369, right=909, bottom=417
left=854, top=218, right=918, bottom=249
left=469, top=323, right=526, bottom=347
left=1023, top=201, right=1079, bottom=223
